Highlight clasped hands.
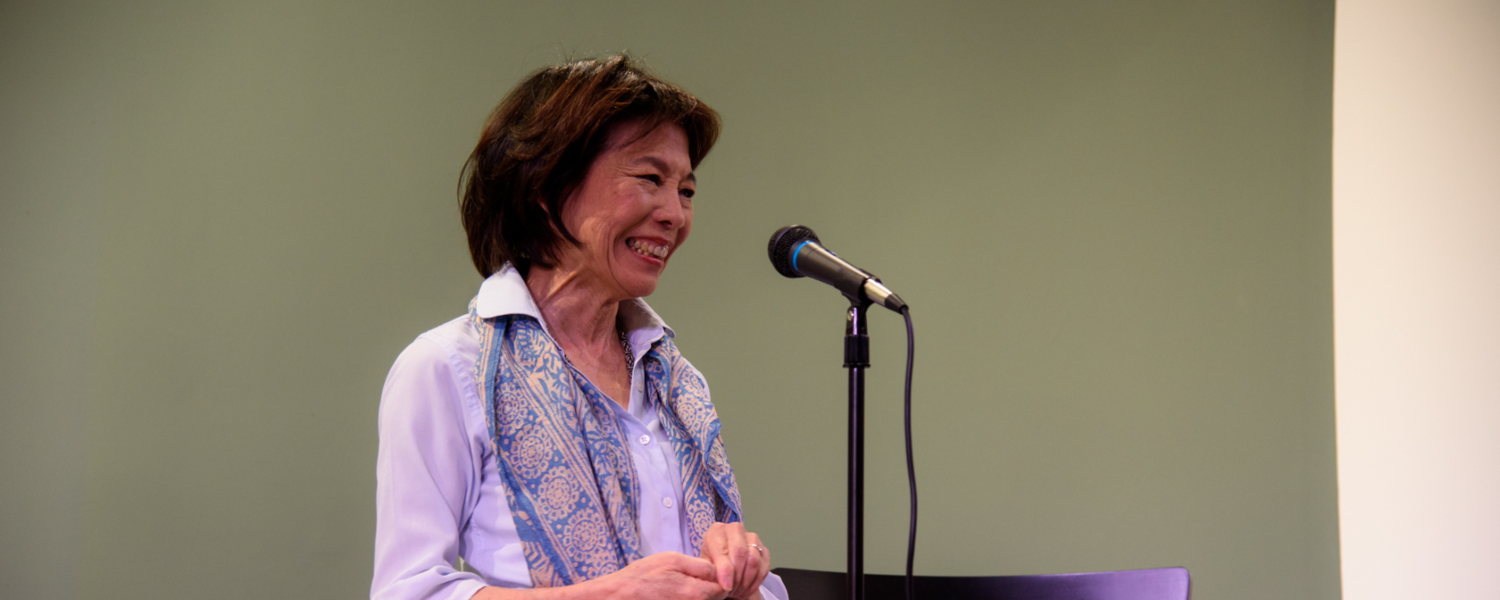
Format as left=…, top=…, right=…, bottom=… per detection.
left=698, top=522, right=771, bottom=600
left=593, top=522, right=770, bottom=600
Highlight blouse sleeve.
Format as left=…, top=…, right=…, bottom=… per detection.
left=372, top=337, right=489, bottom=600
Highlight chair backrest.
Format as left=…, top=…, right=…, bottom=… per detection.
left=772, top=567, right=1191, bottom=600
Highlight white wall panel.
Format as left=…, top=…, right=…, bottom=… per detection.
left=1334, top=1, right=1500, bottom=598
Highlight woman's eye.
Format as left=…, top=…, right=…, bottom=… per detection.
left=680, top=188, right=695, bottom=199
left=637, top=174, right=662, bottom=185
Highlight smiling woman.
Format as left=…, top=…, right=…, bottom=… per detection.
left=372, top=56, right=785, bottom=600
left=551, top=121, right=697, bottom=305
left=458, top=56, right=717, bottom=282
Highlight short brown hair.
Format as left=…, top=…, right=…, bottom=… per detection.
left=459, top=55, right=721, bottom=278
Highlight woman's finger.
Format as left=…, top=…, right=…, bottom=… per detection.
left=746, top=533, right=770, bottom=592
left=736, top=544, right=760, bottom=598
left=702, top=524, right=736, bottom=591
left=725, top=525, right=754, bottom=596
left=669, top=552, right=720, bottom=584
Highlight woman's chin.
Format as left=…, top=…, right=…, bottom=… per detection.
left=613, top=254, right=665, bottom=297
left=624, top=279, right=660, bottom=299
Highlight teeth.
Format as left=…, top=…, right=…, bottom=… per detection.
left=628, top=238, right=669, bottom=259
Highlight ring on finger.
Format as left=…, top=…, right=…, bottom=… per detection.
left=749, top=544, right=766, bottom=555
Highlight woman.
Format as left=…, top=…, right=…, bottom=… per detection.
left=371, top=56, right=785, bottom=600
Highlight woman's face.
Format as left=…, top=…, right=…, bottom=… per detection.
left=557, top=120, right=695, bottom=300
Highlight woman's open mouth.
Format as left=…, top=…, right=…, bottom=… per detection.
left=627, top=238, right=670, bottom=260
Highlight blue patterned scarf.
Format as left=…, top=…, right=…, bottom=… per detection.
left=470, top=303, right=742, bottom=587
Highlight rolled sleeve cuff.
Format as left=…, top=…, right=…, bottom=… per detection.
left=760, top=572, right=789, bottom=600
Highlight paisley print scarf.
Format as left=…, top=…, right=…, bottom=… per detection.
left=470, top=303, right=742, bottom=587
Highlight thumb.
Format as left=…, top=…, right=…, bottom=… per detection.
left=672, top=553, right=721, bottom=584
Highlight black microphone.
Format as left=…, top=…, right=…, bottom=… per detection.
left=768, top=225, right=907, bottom=312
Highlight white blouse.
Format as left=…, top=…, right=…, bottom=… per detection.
left=371, top=267, right=787, bottom=600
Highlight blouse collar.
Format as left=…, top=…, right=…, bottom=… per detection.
left=473, top=264, right=675, bottom=359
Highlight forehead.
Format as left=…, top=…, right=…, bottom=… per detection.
left=604, top=121, right=690, bottom=164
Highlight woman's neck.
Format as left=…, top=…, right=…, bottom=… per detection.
left=524, top=265, right=622, bottom=349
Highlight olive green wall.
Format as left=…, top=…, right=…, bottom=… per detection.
left=0, top=1, right=1337, bottom=598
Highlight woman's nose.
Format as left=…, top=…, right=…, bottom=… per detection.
left=653, top=190, right=687, bottom=229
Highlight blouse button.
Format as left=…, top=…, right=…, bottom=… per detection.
left=639, top=434, right=651, bottom=445
left=662, top=497, right=674, bottom=508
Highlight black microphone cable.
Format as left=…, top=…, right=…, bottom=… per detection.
left=901, top=306, right=917, bottom=600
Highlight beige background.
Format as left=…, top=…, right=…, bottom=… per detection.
left=1334, top=0, right=1500, bottom=598
left=0, top=1, right=1338, bottom=599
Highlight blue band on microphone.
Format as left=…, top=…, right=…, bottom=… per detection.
left=791, top=240, right=814, bottom=274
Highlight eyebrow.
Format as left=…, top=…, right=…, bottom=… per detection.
left=633, top=156, right=695, bottom=184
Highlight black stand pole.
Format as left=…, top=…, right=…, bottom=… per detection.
left=845, top=300, right=871, bottom=600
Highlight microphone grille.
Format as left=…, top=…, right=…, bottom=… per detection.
left=768, top=225, right=819, bottom=278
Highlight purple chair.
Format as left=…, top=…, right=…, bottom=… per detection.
left=772, top=567, right=1191, bottom=600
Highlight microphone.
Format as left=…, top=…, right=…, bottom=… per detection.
left=768, top=225, right=907, bottom=312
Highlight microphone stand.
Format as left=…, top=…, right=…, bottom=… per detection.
left=844, top=297, right=872, bottom=600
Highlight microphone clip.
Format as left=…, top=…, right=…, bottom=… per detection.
left=844, top=303, right=871, bottom=368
